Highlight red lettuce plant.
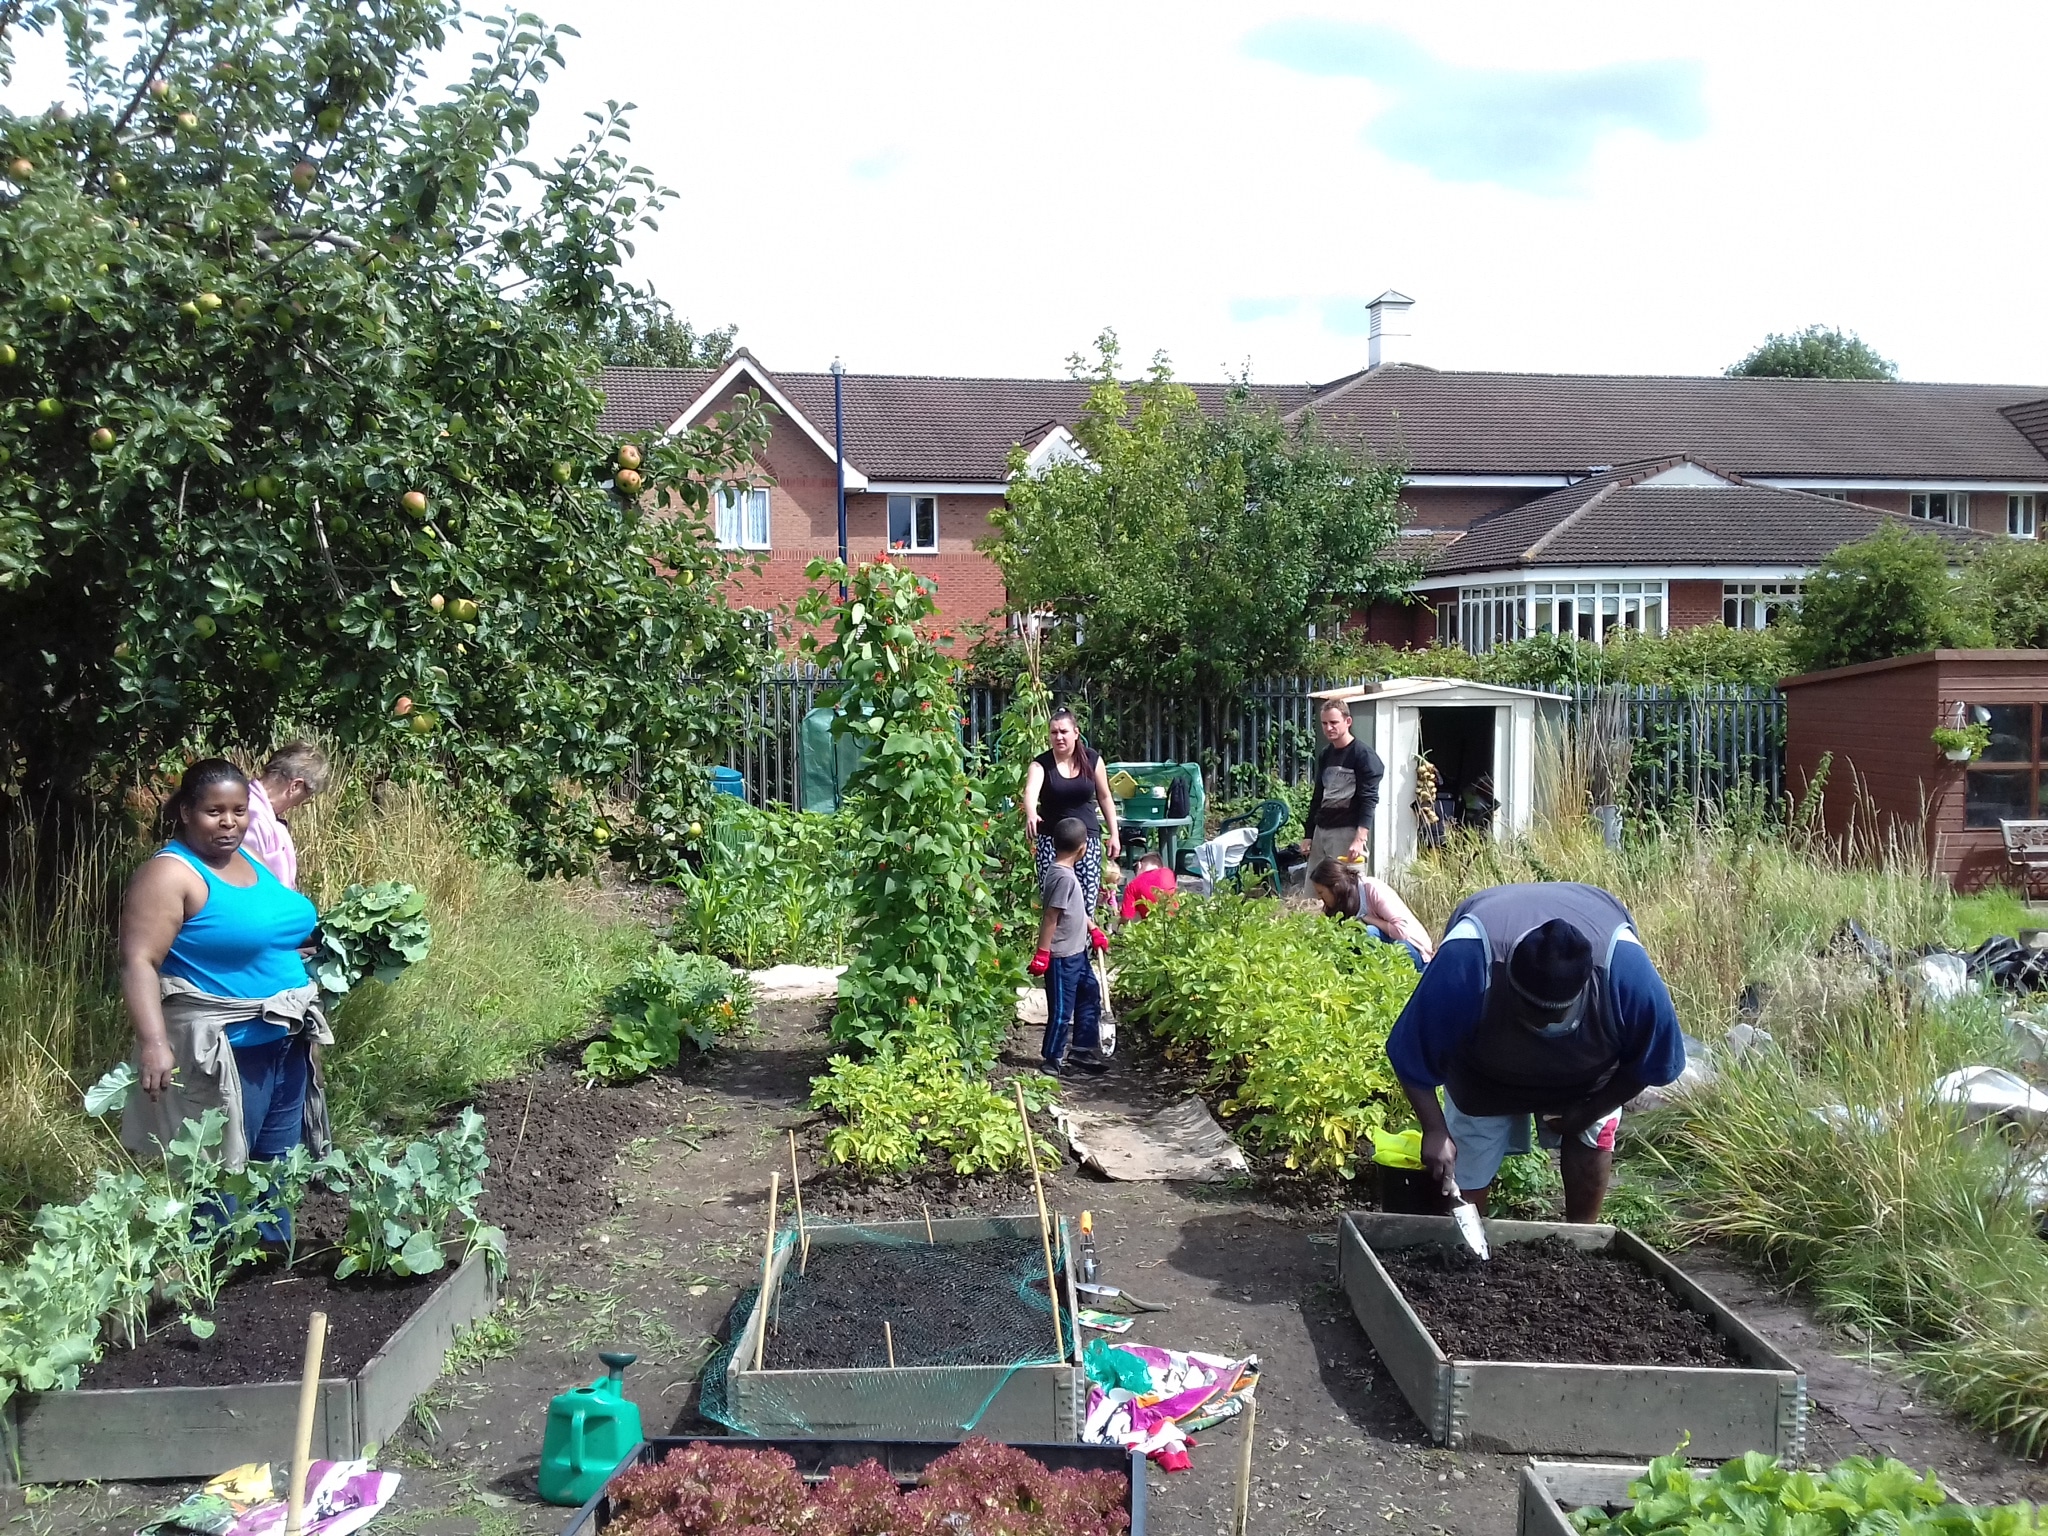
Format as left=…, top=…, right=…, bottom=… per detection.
left=607, top=1440, right=1129, bottom=1536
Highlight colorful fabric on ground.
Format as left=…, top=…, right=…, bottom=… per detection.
left=1081, top=1340, right=1259, bottom=1467
left=223, top=1461, right=400, bottom=1536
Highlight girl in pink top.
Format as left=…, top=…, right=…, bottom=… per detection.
left=1307, top=858, right=1434, bottom=961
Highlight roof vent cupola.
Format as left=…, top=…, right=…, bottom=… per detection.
left=1366, top=290, right=1415, bottom=369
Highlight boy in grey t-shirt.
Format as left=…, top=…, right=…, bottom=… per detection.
left=1029, top=817, right=1107, bottom=1074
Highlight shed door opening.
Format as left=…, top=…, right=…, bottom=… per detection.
left=1419, top=706, right=1499, bottom=835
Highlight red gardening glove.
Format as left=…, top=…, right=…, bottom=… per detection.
left=1028, top=949, right=1052, bottom=976
left=1089, top=926, right=1109, bottom=952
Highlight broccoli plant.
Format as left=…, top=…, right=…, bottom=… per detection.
left=583, top=946, right=752, bottom=1083
left=332, top=1107, right=505, bottom=1279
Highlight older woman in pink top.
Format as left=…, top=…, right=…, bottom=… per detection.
left=242, top=742, right=330, bottom=889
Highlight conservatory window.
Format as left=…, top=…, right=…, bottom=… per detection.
left=1723, top=582, right=1803, bottom=630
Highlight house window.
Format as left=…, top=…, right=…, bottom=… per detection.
left=1910, top=491, right=1970, bottom=527
left=1810, top=490, right=1852, bottom=502
left=887, top=494, right=938, bottom=553
left=1723, top=582, right=1803, bottom=630
left=1451, top=581, right=1667, bottom=655
left=715, top=486, right=770, bottom=550
left=1527, top=581, right=1666, bottom=645
left=1963, top=702, right=2046, bottom=828
left=2010, top=495, right=2038, bottom=539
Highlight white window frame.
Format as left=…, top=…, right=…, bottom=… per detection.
left=1453, top=580, right=1668, bottom=655
left=1722, top=581, right=1802, bottom=630
left=715, top=486, right=771, bottom=551
left=2010, top=494, right=2038, bottom=540
left=887, top=493, right=939, bottom=554
left=1910, top=490, right=1970, bottom=527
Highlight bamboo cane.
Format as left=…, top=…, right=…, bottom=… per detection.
left=788, top=1130, right=809, bottom=1274
left=753, top=1171, right=781, bottom=1372
left=884, top=1320, right=896, bottom=1369
left=1013, top=1080, right=1067, bottom=1360
left=922, top=1201, right=934, bottom=1245
left=1233, top=1395, right=1258, bottom=1536
left=284, top=1310, right=329, bottom=1536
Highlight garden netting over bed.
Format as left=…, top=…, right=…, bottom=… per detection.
left=699, top=1215, right=1076, bottom=1438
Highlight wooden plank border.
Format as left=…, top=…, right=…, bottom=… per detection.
left=3, top=1250, right=501, bottom=1485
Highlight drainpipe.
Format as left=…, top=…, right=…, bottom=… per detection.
left=831, top=358, right=847, bottom=600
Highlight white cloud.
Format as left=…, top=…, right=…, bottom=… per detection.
left=6, top=1, right=2045, bottom=386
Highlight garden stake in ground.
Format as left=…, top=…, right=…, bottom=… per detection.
left=1016, top=1079, right=1069, bottom=1360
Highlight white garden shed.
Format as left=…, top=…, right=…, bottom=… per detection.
left=1309, top=678, right=1568, bottom=876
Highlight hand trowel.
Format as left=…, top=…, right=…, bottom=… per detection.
left=1442, top=1176, right=1490, bottom=1260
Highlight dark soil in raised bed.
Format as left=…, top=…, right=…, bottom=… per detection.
left=78, top=1254, right=447, bottom=1389
left=1376, top=1237, right=1740, bottom=1366
left=757, top=1235, right=1064, bottom=1370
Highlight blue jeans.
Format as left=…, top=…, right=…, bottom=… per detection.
left=231, top=1032, right=310, bottom=1241
left=1042, top=951, right=1101, bottom=1064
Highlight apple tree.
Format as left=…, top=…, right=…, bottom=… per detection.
left=0, top=0, right=771, bottom=873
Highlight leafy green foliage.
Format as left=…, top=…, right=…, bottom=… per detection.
left=671, top=803, right=851, bottom=968
left=582, top=946, right=751, bottom=1082
left=1784, top=525, right=1985, bottom=675
left=1725, top=324, right=1898, bottom=380
left=797, top=558, right=1012, bottom=1059
left=0, top=0, right=775, bottom=873
left=1572, top=1449, right=2040, bottom=1534
left=312, top=880, right=430, bottom=1001
left=332, top=1106, right=503, bottom=1279
left=1964, top=537, right=2048, bottom=650
left=1487, top=1151, right=1561, bottom=1219
left=988, top=333, right=1412, bottom=696
left=1304, top=625, right=1794, bottom=690
left=579, top=284, right=735, bottom=368
left=809, top=1017, right=1059, bottom=1174
left=1115, top=897, right=1419, bottom=1175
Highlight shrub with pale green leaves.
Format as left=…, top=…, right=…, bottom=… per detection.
left=1115, top=897, right=1418, bottom=1175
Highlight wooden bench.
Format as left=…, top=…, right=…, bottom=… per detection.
left=2003, top=819, right=2048, bottom=899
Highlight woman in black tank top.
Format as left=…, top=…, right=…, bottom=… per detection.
left=1023, top=709, right=1121, bottom=912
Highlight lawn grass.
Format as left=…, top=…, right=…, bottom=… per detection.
left=1948, top=889, right=2046, bottom=949
left=0, top=774, right=651, bottom=1241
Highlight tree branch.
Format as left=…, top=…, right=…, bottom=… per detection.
left=107, top=26, right=182, bottom=142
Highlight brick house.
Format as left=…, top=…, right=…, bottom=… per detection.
left=596, top=309, right=2048, bottom=647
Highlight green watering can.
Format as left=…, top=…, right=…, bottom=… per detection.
left=539, top=1350, right=644, bottom=1506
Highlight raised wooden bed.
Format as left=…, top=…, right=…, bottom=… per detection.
left=2, top=1250, right=499, bottom=1484
left=1518, top=1460, right=1642, bottom=1535
left=561, top=1436, right=1144, bottom=1536
left=724, top=1214, right=1084, bottom=1442
left=1338, top=1212, right=1805, bottom=1459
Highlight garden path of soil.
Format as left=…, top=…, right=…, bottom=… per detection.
left=1375, top=1238, right=1740, bottom=1367
left=21, top=994, right=2048, bottom=1536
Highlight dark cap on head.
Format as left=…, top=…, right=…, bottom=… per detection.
left=1507, top=919, right=1594, bottom=1017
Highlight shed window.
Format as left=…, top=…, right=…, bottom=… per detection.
left=1963, top=702, right=2047, bottom=828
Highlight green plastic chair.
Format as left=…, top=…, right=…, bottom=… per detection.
left=1106, top=761, right=1204, bottom=870
left=1216, top=798, right=1290, bottom=892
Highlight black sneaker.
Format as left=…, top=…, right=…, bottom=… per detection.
left=1072, top=1052, right=1111, bottom=1075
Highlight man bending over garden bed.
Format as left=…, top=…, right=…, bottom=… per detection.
left=1386, top=882, right=1684, bottom=1223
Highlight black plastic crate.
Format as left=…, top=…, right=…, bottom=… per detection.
left=561, top=1435, right=1146, bottom=1536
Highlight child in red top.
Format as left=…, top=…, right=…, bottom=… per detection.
left=1120, top=853, right=1178, bottom=920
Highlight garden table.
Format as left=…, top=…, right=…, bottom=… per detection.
left=1120, top=814, right=1191, bottom=871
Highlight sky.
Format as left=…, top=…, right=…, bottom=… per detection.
left=8, top=1, right=2048, bottom=387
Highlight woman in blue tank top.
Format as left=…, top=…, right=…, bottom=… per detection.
left=118, top=758, right=322, bottom=1166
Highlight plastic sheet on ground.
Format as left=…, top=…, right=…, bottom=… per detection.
left=1932, top=1066, right=2048, bottom=1132
left=1081, top=1338, right=1259, bottom=1467
left=1626, top=1029, right=1714, bottom=1113
left=1053, top=1097, right=1248, bottom=1182
left=748, top=964, right=846, bottom=1002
